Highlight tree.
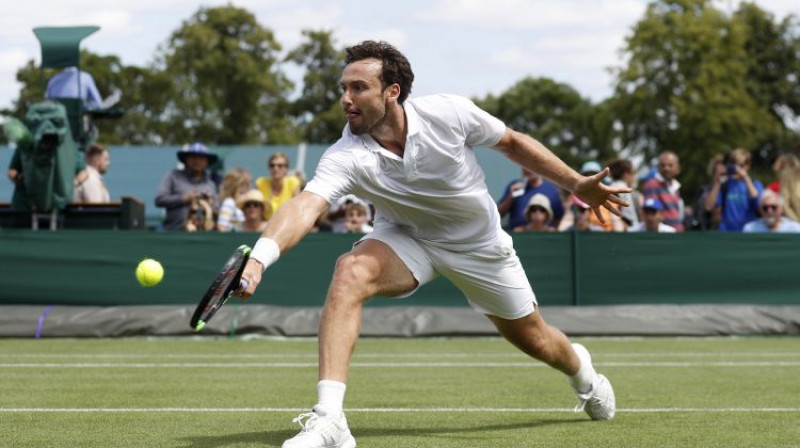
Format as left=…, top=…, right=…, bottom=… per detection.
left=610, top=0, right=795, bottom=197
left=285, top=30, right=346, bottom=143
left=158, top=5, right=296, bottom=144
left=735, top=3, right=800, bottom=161
left=475, top=77, right=615, bottom=167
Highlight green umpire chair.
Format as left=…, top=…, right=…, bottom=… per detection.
left=33, top=25, right=100, bottom=151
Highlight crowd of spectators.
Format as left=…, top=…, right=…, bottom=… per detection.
left=144, top=143, right=375, bottom=234
left=500, top=147, right=800, bottom=234
left=7, top=127, right=799, bottom=236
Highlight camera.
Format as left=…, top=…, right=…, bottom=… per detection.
left=726, top=163, right=737, bottom=177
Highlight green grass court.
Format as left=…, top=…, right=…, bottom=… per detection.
left=2, top=336, right=799, bottom=447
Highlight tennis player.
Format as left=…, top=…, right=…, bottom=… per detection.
left=239, top=40, right=627, bottom=448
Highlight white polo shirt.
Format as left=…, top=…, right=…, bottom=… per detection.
left=305, top=94, right=507, bottom=250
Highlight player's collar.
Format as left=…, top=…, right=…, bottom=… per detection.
left=403, top=101, right=421, bottom=138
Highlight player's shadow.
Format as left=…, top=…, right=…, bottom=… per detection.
left=179, top=418, right=586, bottom=447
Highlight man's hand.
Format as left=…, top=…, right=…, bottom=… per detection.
left=236, top=258, right=264, bottom=300
left=573, top=168, right=631, bottom=223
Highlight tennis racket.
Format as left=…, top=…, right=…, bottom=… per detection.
left=190, top=244, right=251, bottom=332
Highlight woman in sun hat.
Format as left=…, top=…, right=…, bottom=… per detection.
left=155, top=142, right=220, bottom=231
left=238, top=189, right=272, bottom=233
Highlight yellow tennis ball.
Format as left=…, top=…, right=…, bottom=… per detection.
left=136, top=259, right=164, bottom=287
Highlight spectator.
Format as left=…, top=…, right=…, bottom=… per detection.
left=216, top=168, right=252, bottom=232
left=704, top=148, right=763, bottom=232
left=155, top=143, right=219, bottom=231
left=743, top=190, right=800, bottom=233
left=256, top=152, right=301, bottom=219
left=561, top=197, right=605, bottom=232
left=770, top=154, right=800, bottom=222
left=328, top=194, right=373, bottom=233
left=238, top=189, right=271, bottom=233
left=45, top=67, right=104, bottom=110
left=343, top=202, right=374, bottom=234
left=608, top=159, right=640, bottom=229
left=73, top=143, right=110, bottom=203
left=641, top=151, right=684, bottom=231
left=558, top=162, right=622, bottom=232
left=514, top=193, right=554, bottom=232
left=185, top=195, right=215, bottom=232
left=497, top=168, right=564, bottom=230
left=628, top=198, right=676, bottom=233
left=690, top=154, right=725, bottom=231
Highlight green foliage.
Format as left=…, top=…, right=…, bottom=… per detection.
left=611, top=0, right=800, bottom=197
left=475, top=77, right=615, bottom=167
left=159, top=5, right=295, bottom=144
left=735, top=3, right=800, bottom=165
left=285, top=30, right=346, bottom=143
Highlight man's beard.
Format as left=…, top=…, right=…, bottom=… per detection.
left=764, top=216, right=777, bottom=227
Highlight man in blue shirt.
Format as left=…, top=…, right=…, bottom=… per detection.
left=743, top=190, right=800, bottom=233
left=45, top=67, right=103, bottom=109
left=497, top=168, right=564, bottom=230
left=704, top=148, right=763, bottom=232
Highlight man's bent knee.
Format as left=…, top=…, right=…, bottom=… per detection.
left=328, top=252, right=380, bottom=302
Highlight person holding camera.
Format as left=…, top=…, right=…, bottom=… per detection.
left=155, top=143, right=219, bottom=231
left=703, top=148, right=763, bottom=232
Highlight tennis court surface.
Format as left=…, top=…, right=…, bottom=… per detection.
left=2, top=336, right=799, bottom=447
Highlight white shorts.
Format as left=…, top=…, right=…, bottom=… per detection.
left=359, top=226, right=537, bottom=319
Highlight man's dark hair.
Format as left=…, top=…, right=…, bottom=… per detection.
left=608, top=159, right=632, bottom=181
left=345, top=40, right=414, bottom=104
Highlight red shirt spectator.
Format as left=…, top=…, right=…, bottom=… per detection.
left=641, top=152, right=684, bottom=231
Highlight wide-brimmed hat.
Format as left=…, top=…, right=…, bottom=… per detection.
left=178, top=142, right=219, bottom=164
left=526, top=193, right=553, bottom=219
left=236, top=189, right=266, bottom=209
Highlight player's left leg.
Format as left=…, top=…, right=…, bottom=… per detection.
left=488, top=312, right=615, bottom=421
left=430, top=232, right=614, bottom=421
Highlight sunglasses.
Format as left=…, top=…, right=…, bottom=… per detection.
left=243, top=202, right=263, bottom=208
left=528, top=207, right=548, bottom=214
left=269, top=163, right=287, bottom=169
left=761, top=205, right=779, bottom=211
left=577, top=208, right=590, bottom=214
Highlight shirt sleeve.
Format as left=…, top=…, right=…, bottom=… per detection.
left=303, top=149, right=356, bottom=204
left=450, top=96, right=507, bottom=148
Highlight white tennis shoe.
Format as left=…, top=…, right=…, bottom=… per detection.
left=282, top=406, right=356, bottom=448
left=574, top=373, right=616, bottom=421
left=571, top=343, right=615, bottom=420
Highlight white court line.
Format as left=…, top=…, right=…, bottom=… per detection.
left=0, top=352, right=798, bottom=359
left=1, top=361, right=799, bottom=368
left=0, top=407, right=798, bottom=413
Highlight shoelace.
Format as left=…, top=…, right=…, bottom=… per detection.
left=292, top=412, right=319, bottom=432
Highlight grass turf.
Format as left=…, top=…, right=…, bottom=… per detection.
left=1, top=337, right=799, bottom=447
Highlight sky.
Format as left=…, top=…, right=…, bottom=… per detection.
left=0, top=0, right=797, bottom=113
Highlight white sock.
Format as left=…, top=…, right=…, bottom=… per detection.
left=568, top=343, right=597, bottom=394
left=316, top=380, right=347, bottom=414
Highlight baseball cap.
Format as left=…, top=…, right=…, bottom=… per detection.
left=642, top=198, right=664, bottom=211
left=580, top=161, right=603, bottom=175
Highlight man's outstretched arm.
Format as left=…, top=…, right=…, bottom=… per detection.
left=493, top=128, right=631, bottom=222
left=238, top=190, right=330, bottom=298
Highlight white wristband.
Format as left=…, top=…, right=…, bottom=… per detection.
left=250, top=238, right=280, bottom=272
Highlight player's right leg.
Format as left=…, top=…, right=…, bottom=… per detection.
left=282, top=238, right=419, bottom=448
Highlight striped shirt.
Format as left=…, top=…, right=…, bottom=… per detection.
left=641, top=174, right=684, bottom=232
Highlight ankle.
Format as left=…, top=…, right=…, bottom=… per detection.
left=317, top=380, right=347, bottom=413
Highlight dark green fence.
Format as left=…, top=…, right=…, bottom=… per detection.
left=0, top=229, right=798, bottom=307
